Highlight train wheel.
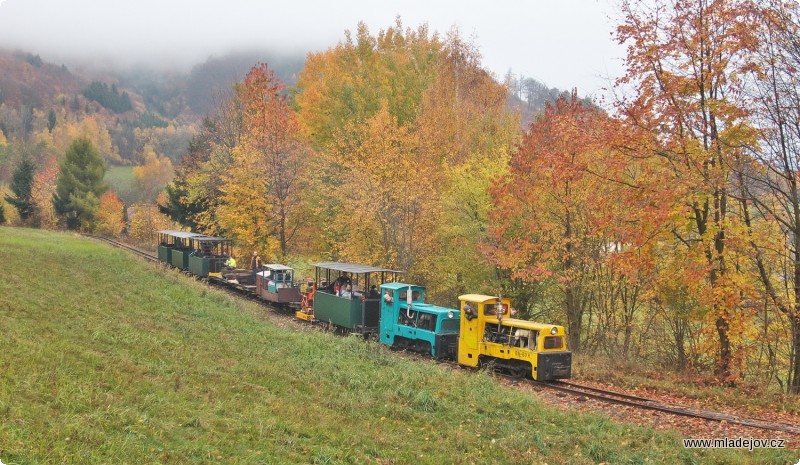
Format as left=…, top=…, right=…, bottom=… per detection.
left=509, top=361, right=530, bottom=379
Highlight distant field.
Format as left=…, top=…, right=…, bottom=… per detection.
left=0, top=227, right=792, bottom=464
left=104, top=166, right=137, bottom=205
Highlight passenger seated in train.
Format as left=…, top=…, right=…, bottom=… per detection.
left=335, top=273, right=352, bottom=289
left=368, top=285, right=380, bottom=299
left=339, top=284, right=353, bottom=299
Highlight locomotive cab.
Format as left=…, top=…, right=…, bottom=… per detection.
left=257, top=264, right=301, bottom=307
left=379, top=283, right=460, bottom=359
left=458, top=294, right=571, bottom=381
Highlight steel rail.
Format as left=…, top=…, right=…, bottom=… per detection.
left=82, top=234, right=159, bottom=262
left=538, top=380, right=800, bottom=435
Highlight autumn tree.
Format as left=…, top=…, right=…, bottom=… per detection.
left=133, top=145, right=174, bottom=203
left=486, top=93, right=613, bottom=352
left=416, top=30, right=520, bottom=299
left=316, top=106, right=441, bottom=272
left=161, top=88, right=243, bottom=236
left=30, top=157, right=60, bottom=229
left=129, top=202, right=176, bottom=245
left=295, top=20, right=519, bottom=295
left=53, top=138, right=108, bottom=230
left=295, top=22, right=444, bottom=270
left=736, top=0, right=800, bottom=393
left=214, top=64, right=310, bottom=258
left=616, top=0, right=759, bottom=380
left=95, top=191, right=126, bottom=237
left=5, top=156, right=36, bottom=223
left=295, top=19, right=442, bottom=150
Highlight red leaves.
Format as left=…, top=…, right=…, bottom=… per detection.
left=487, top=92, right=628, bottom=284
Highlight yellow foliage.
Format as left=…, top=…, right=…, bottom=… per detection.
left=133, top=146, right=174, bottom=203
left=0, top=187, right=20, bottom=225
left=95, top=192, right=126, bottom=237
left=216, top=144, right=273, bottom=252
left=323, top=106, right=440, bottom=274
left=48, top=116, right=120, bottom=163
left=128, top=203, right=178, bottom=244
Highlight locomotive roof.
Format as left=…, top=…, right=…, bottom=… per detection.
left=192, top=236, right=229, bottom=242
left=263, top=264, right=293, bottom=271
left=158, top=230, right=205, bottom=239
left=458, top=294, right=512, bottom=303
left=381, top=282, right=423, bottom=290
left=312, top=262, right=403, bottom=274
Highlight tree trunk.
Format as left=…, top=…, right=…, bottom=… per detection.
left=715, top=311, right=732, bottom=381
left=566, top=285, right=582, bottom=352
left=790, top=312, right=800, bottom=394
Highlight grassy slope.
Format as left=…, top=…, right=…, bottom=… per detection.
left=104, top=166, right=137, bottom=205
left=0, top=227, right=792, bottom=465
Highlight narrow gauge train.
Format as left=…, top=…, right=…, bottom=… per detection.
left=156, top=230, right=572, bottom=381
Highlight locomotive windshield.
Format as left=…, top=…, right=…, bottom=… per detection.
left=399, top=290, right=423, bottom=302
left=439, top=318, right=459, bottom=333
left=544, top=336, right=564, bottom=349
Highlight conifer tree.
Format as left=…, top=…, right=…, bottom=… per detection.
left=47, top=109, right=56, bottom=132
left=5, top=156, right=37, bottom=223
left=53, top=138, right=108, bottom=230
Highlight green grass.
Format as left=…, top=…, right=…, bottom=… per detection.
left=104, top=166, right=138, bottom=205
left=0, top=226, right=794, bottom=464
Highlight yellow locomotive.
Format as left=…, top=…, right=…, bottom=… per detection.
left=458, top=294, right=571, bottom=381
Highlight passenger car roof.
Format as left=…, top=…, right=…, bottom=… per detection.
left=312, top=262, right=403, bottom=274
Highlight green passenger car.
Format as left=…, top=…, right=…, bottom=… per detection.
left=312, top=262, right=403, bottom=336
left=157, top=230, right=204, bottom=270
left=187, top=236, right=231, bottom=277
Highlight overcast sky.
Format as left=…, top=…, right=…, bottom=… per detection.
left=0, top=0, right=625, bottom=97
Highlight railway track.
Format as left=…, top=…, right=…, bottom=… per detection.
left=534, top=379, right=800, bottom=436
left=83, top=234, right=159, bottom=262
left=85, top=234, right=800, bottom=437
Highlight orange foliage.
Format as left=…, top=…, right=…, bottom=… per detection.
left=486, top=93, right=616, bottom=350
left=95, top=191, right=125, bottom=237
left=30, top=157, right=59, bottom=229
left=616, top=0, right=760, bottom=377
left=216, top=64, right=310, bottom=259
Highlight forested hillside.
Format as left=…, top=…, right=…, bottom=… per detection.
left=0, top=47, right=305, bottom=229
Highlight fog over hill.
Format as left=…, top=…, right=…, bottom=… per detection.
left=0, top=0, right=324, bottom=72
left=0, top=0, right=624, bottom=97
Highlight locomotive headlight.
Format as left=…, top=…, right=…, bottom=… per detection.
left=550, top=327, right=558, bottom=335
left=448, top=311, right=455, bottom=319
